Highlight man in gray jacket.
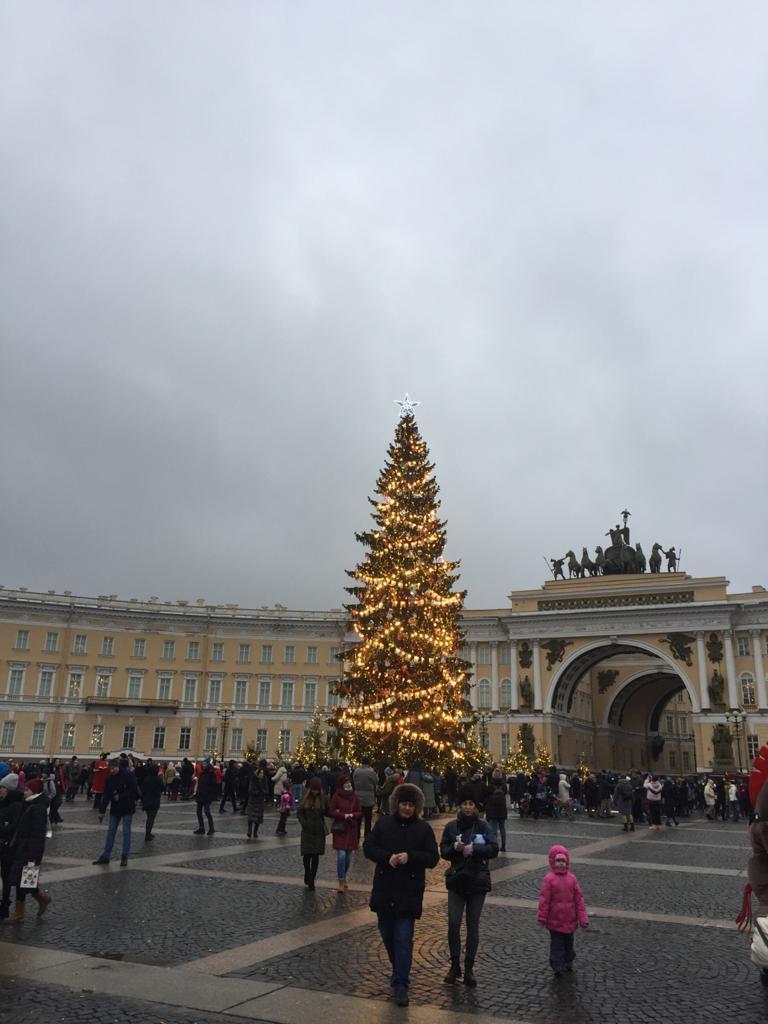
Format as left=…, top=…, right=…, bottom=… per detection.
left=353, top=758, right=379, bottom=837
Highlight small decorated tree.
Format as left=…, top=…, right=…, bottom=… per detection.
left=533, top=741, right=553, bottom=772
left=295, top=707, right=332, bottom=766
left=506, top=730, right=533, bottom=773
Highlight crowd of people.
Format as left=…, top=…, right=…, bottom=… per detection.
left=0, top=753, right=752, bottom=1005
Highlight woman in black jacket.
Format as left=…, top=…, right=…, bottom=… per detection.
left=363, top=783, right=439, bottom=1007
left=2, top=778, right=50, bottom=923
left=0, top=774, right=24, bottom=919
left=139, top=759, right=164, bottom=842
left=439, top=788, right=498, bottom=986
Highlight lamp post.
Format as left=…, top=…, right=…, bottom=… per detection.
left=218, top=706, right=233, bottom=761
left=477, top=712, right=490, bottom=753
left=725, top=708, right=747, bottom=774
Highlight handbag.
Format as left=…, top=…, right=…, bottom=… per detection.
left=331, top=819, right=346, bottom=834
left=20, top=862, right=40, bottom=890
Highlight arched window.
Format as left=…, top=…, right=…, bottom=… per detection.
left=476, top=678, right=491, bottom=709
left=500, top=678, right=512, bottom=709
left=741, top=672, right=756, bottom=707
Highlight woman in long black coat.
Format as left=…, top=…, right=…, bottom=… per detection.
left=2, top=779, right=50, bottom=923
left=296, top=777, right=329, bottom=889
left=139, top=759, right=164, bottom=841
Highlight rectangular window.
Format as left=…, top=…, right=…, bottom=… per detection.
left=211, top=642, right=224, bottom=662
left=31, top=722, right=46, bottom=749
left=477, top=680, right=491, bottom=709
left=162, top=640, right=175, bottom=660
left=501, top=732, right=510, bottom=758
left=15, top=630, right=29, bottom=650
left=261, top=644, right=273, bottom=664
left=68, top=673, right=82, bottom=699
left=132, top=638, right=146, bottom=658
left=669, top=750, right=677, bottom=769
left=179, top=727, right=191, bottom=750
left=278, top=728, right=291, bottom=755
left=73, top=634, right=87, bottom=655
left=256, top=728, right=267, bottom=753
left=158, top=676, right=172, bottom=700
left=234, top=679, right=248, bottom=707
left=183, top=678, right=197, bottom=704
left=679, top=716, right=688, bottom=735
left=7, top=669, right=24, bottom=696
left=238, top=644, right=251, bottom=664
left=208, top=679, right=222, bottom=704
left=258, top=679, right=272, bottom=707
left=478, top=644, right=491, bottom=666
left=682, top=751, right=691, bottom=770
left=44, top=632, right=59, bottom=653
left=90, top=723, right=104, bottom=749
left=665, top=714, right=674, bottom=735
left=737, top=636, right=751, bottom=658
left=153, top=726, right=166, bottom=750
left=95, top=674, right=111, bottom=697
left=1, top=722, right=16, bottom=747
left=329, top=646, right=340, bottom=665
left=61, top=722, right=76, bottom=749
left=101, top=636, right=114, bottom=656
left=303, top=681, right=317, bottom=709
left=122, top=725, right=135, bottom=748
left=284, top=645, right=295, bottom=664
left=38, top=670, right=54, bottom=698
left=127, top=675, right=142, bottom=699
left=280, top=681, right=294, bottom=709
left=749, top=734, right=760, bottom=760
left=499, top=645, right=510, bottom=665
left=230, top=727, right=243, bottom=753
left=187, top=641, right=200, bottom=661
left=306, top=646, right=318, bottom=665
left=204, top=726, right=217, bottom=751
left=500, top=680, right=512, bottom=708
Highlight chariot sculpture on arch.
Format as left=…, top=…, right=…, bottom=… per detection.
left=548, top=509, right=681, bottom=578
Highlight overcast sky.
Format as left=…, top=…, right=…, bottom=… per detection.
left=1, top=4, right=766, bottom=611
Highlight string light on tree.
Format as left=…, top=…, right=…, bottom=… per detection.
left=330, top=397, right=473, bottom=769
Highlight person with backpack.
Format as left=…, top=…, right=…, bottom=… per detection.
left=93, top=758, right=139, bottom=866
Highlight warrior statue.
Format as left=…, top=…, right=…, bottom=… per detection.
left=663, top=546, right=678, bottom=572
left=550, top=557, right=566, bottom=581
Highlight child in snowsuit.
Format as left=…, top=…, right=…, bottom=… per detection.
left=275, top=786, right=295, bottom=835
left=537, top=844, right=589, bottom=977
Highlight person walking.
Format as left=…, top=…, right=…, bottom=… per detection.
left=193, top=759, right=218, bottom=835
left=537, top=844, right=589, bottom=977
left=644, top=774, right=663, bottom=831
left=93, top=759, right=139, bottom=866
left=484, top=773, right=508, bottom=852
left=297, top=777, right=329, bottom=889
left=329, top=773, right=362, bottom=890
left=90, top=754, right=110, bottom=810
left=245, top=766, right=268, bottom=838
left=704, top=776, right=717, bottom=820
left=1, top=778, right=51, bottom=923
left=275, top=783, right=295, bottom=835
left=219, top=760, right=239, bottom=814
left=63, top=756, right=82, bottom=802
left=0, top=774, right=24, bottom=919
left=363, top=783, right=439, bottom=1007
left=729, top=778, right=741, bottom=822
left=557, top=773, right=574, bottom=821
left=439, top=789, right=498, bottom=986
left=662, top=776, right=680, bottom=827
left=139, top=758, right=164, bottom=842
left=612, top=776, right=635, bottom=832
left=353, top=758, right=379, bottom=837
left=179, top=757, right=194, bottom=801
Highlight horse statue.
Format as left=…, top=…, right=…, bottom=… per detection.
left=649, top=542, right=663, bottom=574
left=635, top=543, right=647, bottom=573
left=565, top=550, right=584, bottom=579
left=581, top=546, right=598, bottom=577
left=594, top=545, right=606, bottom=575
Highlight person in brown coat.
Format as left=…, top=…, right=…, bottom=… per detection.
left=329, top=773, right=362, bottom=890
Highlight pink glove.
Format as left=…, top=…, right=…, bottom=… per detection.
left=462, top=843, right=473, bottom=858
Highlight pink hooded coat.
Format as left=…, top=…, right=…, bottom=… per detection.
left=537, top=844, right=589, bottom=934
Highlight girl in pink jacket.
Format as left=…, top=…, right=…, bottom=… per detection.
left=537, top=844, right=589, bottom=977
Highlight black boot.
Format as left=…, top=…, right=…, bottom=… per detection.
left=444, top=958, right=462, bottom=984
left=463, top=959, right=477, bottom=987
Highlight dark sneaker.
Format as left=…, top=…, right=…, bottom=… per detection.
left=120, top=856, right=128, bottom=867
left=92, top=857, right=110, bottom=865
left=193, top=829, right=205, bottom=835
left=393, top=986, right=409, bottom=1007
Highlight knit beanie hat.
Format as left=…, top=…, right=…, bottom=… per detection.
left=0, top=773, right=19, bottom=792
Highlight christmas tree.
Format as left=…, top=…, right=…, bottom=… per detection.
left=295, top=707, right=333, bottom=766
left=332, top=401, right=473, bottom=769
left=506, top=730, right=533, bottom=773
left=533, top=741, right=553, bottom=771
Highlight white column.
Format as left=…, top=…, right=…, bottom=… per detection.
left=490, top=642, right=500, bottom=712
left=752, top=630, right=768, bottom=709
left=532, top=638, right=542, bottom=711
left=696, top=632, right=710, bottom=711
left=469, top=641, right=478, bottom=709
left=509, top=640, right=519, bottom=712
left=723, top=630, right=739, bottom=709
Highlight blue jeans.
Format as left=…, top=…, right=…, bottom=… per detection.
left=292, top=783, right=304, bottom=805
left=102, top=813, right=133, bottom=859
left=336, top=848, right=352, bottom=879
left=487, top=818, right=506, bottom=848
left=377, top=912, right=415, bottom=989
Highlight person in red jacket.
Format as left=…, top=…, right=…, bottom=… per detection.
left=90, top=754, right=110, bottom=809
left=537, top=844, right=589, bottom=977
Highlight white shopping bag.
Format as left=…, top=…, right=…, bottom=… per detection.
left=20, top=862, right=40, bottom=890
left=751, top=917, right=768, bottom=966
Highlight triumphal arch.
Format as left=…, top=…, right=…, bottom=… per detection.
left=462, top=514, right=768, bottom=774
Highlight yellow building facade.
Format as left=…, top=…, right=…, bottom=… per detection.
left=0, top=571, right=766, bottom=772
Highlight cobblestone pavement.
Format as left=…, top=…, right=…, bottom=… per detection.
left=1, top=798, right=765, bottom=1024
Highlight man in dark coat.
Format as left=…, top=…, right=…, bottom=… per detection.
left=220, top=760, right=239, bottom=814
left=363, top=783, right=439, bottom=1007
left=93, top=759, right=139, bottom=866
left=179, top=757, right=194, bottom=801
left=193, top=759, right=218, bottom=835
left=139, top=759, right=164, bottom=841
